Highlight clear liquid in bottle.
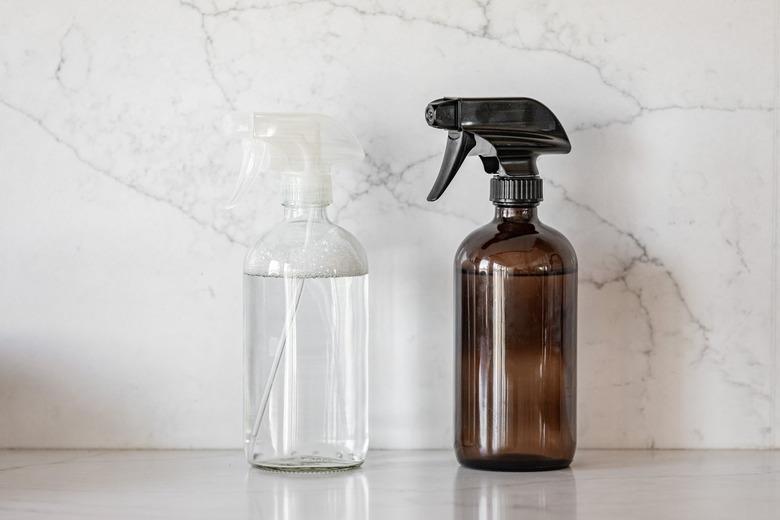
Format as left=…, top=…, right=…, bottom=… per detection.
left=244, top=273, right=369, bottom=471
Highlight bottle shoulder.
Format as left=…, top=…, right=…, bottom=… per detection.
left=246, top=220, right=368, bottom=277
left=456, top=218, right=577, bottom=274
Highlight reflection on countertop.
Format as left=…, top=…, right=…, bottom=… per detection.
left=0, top=449, right=778, bottom=519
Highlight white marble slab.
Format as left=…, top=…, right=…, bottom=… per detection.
left=1, top=449, right=779, bottom=519
left=0, top=1, right=777, bottom=449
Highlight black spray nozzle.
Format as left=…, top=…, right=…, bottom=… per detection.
left=425, top=97, right=570, bottom=202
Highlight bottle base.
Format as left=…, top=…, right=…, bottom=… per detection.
left=457, top=454, right=572, bottom=472
left=248, top=455, right=364, bottom=473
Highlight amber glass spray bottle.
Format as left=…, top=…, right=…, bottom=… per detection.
left=426, top=98, right=577, bottom=471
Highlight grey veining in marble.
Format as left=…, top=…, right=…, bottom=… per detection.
left=0, top=0, right=778, bottom=449
left=1, top=450, right=779, bottom=519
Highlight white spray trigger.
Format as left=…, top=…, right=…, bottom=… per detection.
left=226, top=139, right=268, bottom=210
left=225, top=113, right=364, bottom=208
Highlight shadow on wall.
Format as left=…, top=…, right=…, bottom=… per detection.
left=0, top=335, right=148, bottom=448
left=548, top=123, right=694, bottom=449
left=360, top=206, right=459, bottom=449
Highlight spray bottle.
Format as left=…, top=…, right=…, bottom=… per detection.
left=425, top=98, right=577, bottom=471
left=229, top=113, right=369, bottom=471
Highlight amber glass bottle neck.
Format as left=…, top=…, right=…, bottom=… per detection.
left=493, top=205, right=539, bottom=222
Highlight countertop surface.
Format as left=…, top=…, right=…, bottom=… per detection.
left=0, top=449, right=778, bottom=519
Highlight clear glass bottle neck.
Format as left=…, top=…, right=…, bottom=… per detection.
left=494, top=205, right=539, bottom=222
left=283, top=204, right=331, bottom=222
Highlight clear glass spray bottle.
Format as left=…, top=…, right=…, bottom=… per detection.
left=229, top=113, right=369, bottom=471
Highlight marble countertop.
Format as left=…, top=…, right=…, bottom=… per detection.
left=0, top=449, right=778, bottom=519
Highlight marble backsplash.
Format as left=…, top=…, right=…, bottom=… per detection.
left=0, top=0, right=778, bottom=449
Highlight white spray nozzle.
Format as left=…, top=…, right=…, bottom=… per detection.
left=225, top=113, right=364, bottom=208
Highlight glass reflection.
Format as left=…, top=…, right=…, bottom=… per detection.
left=454, top=466, right=577, bottom=520
left=246, top=469, right=368, bottom=519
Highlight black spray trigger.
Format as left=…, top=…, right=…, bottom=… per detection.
left=425, top=97, right=570, bottom=204
left=427, top=131, right=476, bottom=201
